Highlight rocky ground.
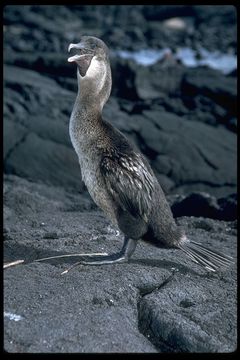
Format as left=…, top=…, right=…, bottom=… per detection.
left=3, top=175, right=237, bottom=353
left=3, top=5, right=237, bottom=353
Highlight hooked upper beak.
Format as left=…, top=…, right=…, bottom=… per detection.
left=67, top=43, right=94, bottom=63
left=68, top=43, right=85, bottom=62
left=68, top=43, right=84, bottom=53
left=67, top=42, right=95, bottom=76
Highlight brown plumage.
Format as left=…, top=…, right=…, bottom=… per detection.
left=36, top=36, right=233, bottom=273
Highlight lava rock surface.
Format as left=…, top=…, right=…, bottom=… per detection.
left=4, top=175, right=237, bottom=353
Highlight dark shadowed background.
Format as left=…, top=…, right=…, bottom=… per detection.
left=3, top=5, right=237, bottom=353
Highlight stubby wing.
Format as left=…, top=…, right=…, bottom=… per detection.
left=100, top=152, right=155, bottom=223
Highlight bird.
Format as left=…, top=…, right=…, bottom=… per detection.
left=37, top=36, right=233, bottom=273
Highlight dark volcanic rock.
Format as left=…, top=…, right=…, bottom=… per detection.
left=4, top=51, right=75, bottom=80
left=170, top=192, right=237, bottom=221
left=143, top=5, right=194, bottom=21
left=112, top=58, right=237, bottom=133
left=112, top=56, right=185, bottom=101
left=5, top=132, right=83, bottom=190
left=181, top=67, right=237, bottom=130
left=4, top=65, right=85, bottom=190
left=4, top=5, right=237, bottom=54
left=217, top=193, right=237, bottom=221
left=135, top=110, right=237, bottom=197
left=111, top=57, right=139, bottom=101
left=170, top=192, right=220, bottom=219
left=4, top=175, right=237, bottom=353
left=3, top=120, right=28, bottom=159
left=138, top=270, right=236, bottom=352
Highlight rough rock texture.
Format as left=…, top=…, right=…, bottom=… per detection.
left=170, top=192, right=237, bottom=221
left=3, top=64, right=237, bottom=197
left=4, top=175, right=237, bottom=353
left=4, top=5, right=236, bottom=52
left=138, top=269, right=236, bottom=352
left=131, top=110, right=236, bottom=196
left=3, top=5, right=237, bottom=353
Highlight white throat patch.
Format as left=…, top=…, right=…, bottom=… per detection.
left=84, top=56, right=106, bottom=91
left=85, top=56, right=101, bottom=77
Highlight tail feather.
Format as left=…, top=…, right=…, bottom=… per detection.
left=179, top=240, right=234, bottom=272
left=189, top=242, right=232, bottom=267
left=180, top=245, right=220, bottom=272
left=190, top=241, right=233, bottom=260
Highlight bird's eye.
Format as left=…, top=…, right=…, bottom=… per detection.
left=88, top=40, right=97, bottom=50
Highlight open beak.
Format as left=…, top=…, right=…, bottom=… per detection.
left=67, top=43, right=86, bottom=63
left=67, top=42, right=95, bottom=77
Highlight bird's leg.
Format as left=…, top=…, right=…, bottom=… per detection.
left=76, top=236, right=137, bottom=265
left=61, top=237, right=137, bottom=274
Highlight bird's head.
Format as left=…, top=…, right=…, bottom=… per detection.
left=68, top=36, right=110, bottom=78
left=68, top=36, right=112, bottom=108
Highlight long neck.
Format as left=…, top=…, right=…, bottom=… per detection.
left=72, top=60, right=112, bottom=126
left=73, top=89, right=101, bottom=126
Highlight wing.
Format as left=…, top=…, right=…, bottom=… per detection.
left=100, top=151, right=155, bottom=223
